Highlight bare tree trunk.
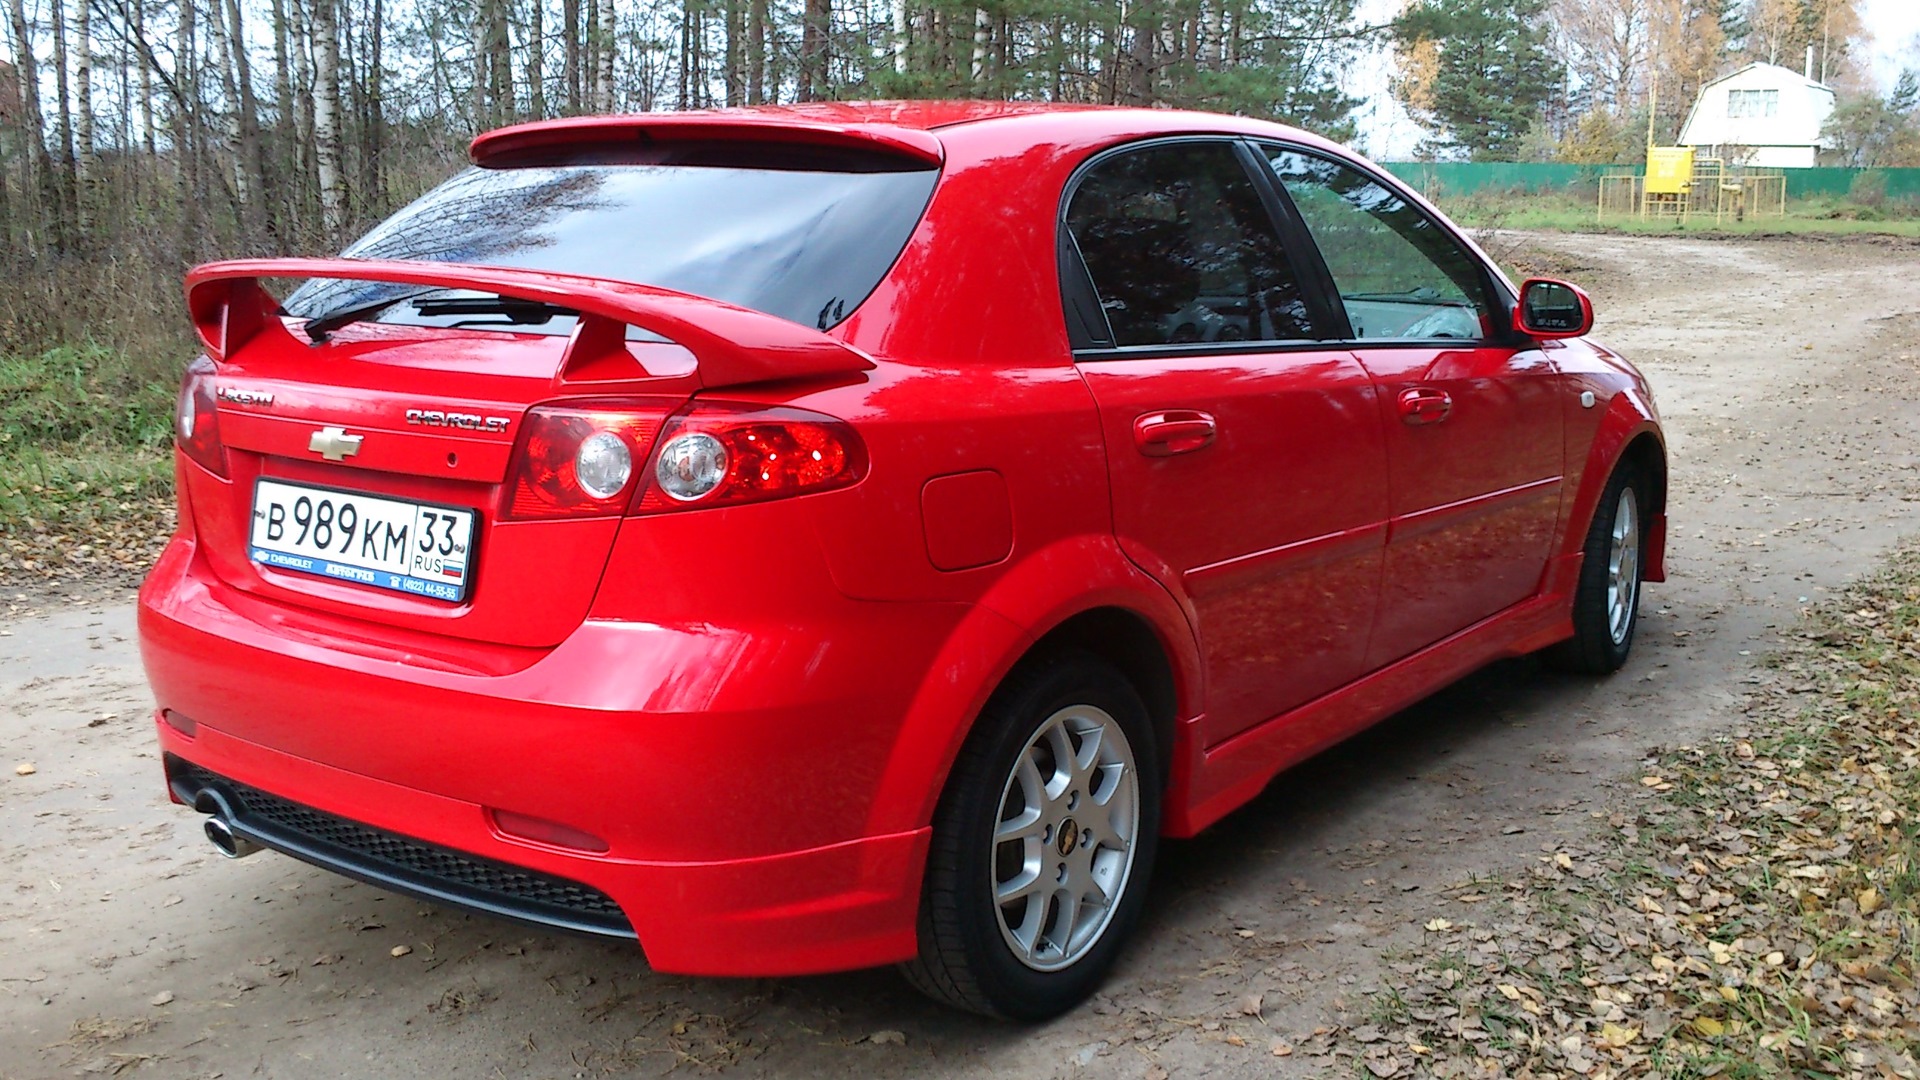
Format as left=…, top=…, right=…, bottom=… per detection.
left=210, top=0, right=251, bottom=230
left=747, top=0, right=766, bottom=102
left=583, top=0, right=598, bottom=106
left=471, top=0, right=488, bottom=127
left=366, top=0, right=384, bottom=204
left=74, top=0, right=94, bottom=201
left=291, top=0, right=317, bottom=237
left=178, top=0, right=202, bottom=255
left=799, top=0, right=828, bottom=101
left=676, top=0, right=690, bottom=109
left=269, top=0, right=293, bottom=236
left=725, top=0, right=744, bottom=105
left=528, top=0, right=546, bottom=117
left=50, top=0, right=77, bottom=246
left=6, top=0, right=55, bottom=252
left=135, top=0, right=156, bottom=154
left=563, top=0, right=580, bottom=112
left=595, top=0, right=615, bottom=110
left=311, top=0, right=346, bottom=240
left=969, top=8, right=986, bottom=87
left=487, top=0, right=511, bottom=125
left=891, top=0, right=907, bottom=75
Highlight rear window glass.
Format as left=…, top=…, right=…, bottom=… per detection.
left=282, top=159, right=938, bottom=333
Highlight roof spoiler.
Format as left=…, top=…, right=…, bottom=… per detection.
left=184, top=259, right=877, bottom=390
left=469, top=114, right=944, bottom=170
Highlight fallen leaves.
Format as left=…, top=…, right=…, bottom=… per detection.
left=1353, top=544, right=1920, bottom=1078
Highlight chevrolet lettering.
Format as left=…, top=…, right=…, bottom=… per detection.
left=405, top=408, right=511, bottom=433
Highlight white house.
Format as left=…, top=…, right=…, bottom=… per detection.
left=1677, top=61, right=1836, bottom=168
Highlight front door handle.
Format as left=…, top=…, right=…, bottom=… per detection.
left=1133, top=410, right=1217, bottom=456
left=1398, top=387, right=1452, bottom=425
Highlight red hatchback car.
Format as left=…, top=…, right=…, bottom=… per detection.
left=141, top=101, right=1665, bottom=1019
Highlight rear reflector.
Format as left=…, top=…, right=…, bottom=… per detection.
left=160, top=709, right=199, bottom=737
left=488, top=808, right=611, bottom=854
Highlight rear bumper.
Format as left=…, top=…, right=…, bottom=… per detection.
left=139, top=537, right=951, bottom=976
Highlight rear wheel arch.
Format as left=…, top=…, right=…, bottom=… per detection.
left=1010, top=606, right=1181, bottom=785
left=863, top=535, right=1200, bottom=841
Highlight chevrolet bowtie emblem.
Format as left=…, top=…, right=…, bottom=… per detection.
left=308, top=426, right=364, bottom=461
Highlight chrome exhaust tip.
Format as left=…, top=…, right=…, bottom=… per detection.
left=195, top=790, right=262, bottom=859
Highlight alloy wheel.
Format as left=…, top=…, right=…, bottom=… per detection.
left=990, top=704, right=1140, bottom=973
left=1606, top=486, right=1641, bottom=646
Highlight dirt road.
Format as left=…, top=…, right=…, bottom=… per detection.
left=4, top=234, right=1918, bottom=1079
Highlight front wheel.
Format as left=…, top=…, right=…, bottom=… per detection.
left=1547, top=463, right=1648, bottom=674
left=901, top=652, right=1161, bottom=1020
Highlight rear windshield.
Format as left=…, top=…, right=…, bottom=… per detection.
left=283, top=159, right=939, bottom=333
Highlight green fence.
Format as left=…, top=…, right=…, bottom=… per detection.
left=1380, top=162, right=1920, bottom=202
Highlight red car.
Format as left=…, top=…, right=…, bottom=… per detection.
left=141, top=101, right=1665, bottom=1020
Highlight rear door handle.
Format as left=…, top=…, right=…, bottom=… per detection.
left=1133, top=410, right=1217, bottom=456
left=1397, top=387, right=1452, bottom=425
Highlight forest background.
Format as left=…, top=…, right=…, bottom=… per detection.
left=0, top=0, right=1913, bottom=547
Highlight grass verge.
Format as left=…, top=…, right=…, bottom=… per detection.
left=0, top=345, right=178, bottom=592
left=1345, top=548, right=1920, bottom=1078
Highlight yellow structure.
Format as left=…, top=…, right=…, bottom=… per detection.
left=1644, top=147, right=1694, bottom=195
left=1597, top=155, right=1787, bottom=227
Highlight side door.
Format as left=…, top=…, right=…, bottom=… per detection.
left=1257, top=147, right=1565, bottom=670
left=1061, top=138, right=1391, bottom=747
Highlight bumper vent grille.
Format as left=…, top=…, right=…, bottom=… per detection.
left=167, top=756, right=634, bottom=940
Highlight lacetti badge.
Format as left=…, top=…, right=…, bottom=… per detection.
left=216, top=386, right=274, bottom=407
left=308, top=426, right=364, bottom=462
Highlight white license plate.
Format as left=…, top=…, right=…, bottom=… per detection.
left=248, top=480, right=477, bottom=603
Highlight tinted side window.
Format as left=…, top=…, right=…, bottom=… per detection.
left=1263, top=149, right=1493, bottom=342
left=1066, top=142, right=1316, bottom=348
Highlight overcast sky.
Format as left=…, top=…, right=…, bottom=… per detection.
left=1347, top=0, right=1920, bottom=160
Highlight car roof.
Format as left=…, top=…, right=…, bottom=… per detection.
left=469, top=101, right=1344, bottom=169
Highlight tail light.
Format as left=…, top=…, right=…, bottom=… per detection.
left=503, top=399, right=866, bottom=520
left=175, top=357, right=227, bottom=478
left=503, top=400, right=674, bottom=520
left=632, top=402, right=867, bottom=514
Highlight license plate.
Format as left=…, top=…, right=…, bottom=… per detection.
left=248, top=480, right=477, bottom=603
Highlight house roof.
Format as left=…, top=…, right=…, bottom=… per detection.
left=1697, top=61, right=1835, bottom=95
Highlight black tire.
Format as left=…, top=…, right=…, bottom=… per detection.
left=1546, top=462, right=1649, bottom=675
left=900, top=651, right=1162, bottom=1021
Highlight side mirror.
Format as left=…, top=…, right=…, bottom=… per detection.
left=1515, top=278, right=1593, bottom=339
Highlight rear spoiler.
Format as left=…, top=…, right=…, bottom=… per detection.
left=468, top=114, right=944, bottom=170
left=184, top=258, right=876, bottom=389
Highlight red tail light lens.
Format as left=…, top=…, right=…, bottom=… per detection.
left=633, top=403, right=867, bottom=514
left=175, top=357, right=227, bottom=478
left=503, top=401, right=673, bottom=520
